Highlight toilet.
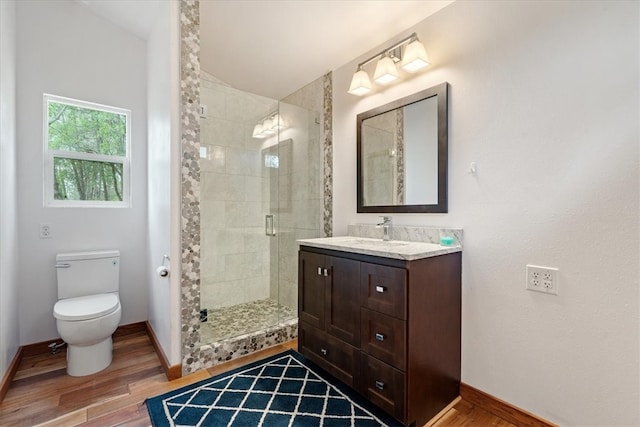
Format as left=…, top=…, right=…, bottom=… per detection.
left=53, top=250, right=122, bottom=376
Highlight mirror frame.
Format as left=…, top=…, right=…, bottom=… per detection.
left=357, top=82, right=449, bottom=213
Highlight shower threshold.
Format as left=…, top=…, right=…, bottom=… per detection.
left=200, top=298, right=296, bottom=344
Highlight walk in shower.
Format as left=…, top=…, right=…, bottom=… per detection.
left=198, top=70, right=325, bottom=347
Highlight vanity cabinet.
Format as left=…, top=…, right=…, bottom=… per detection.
left=298, top=245, right=461, bottom=426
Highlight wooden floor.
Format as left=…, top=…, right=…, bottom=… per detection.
left=0, top=327, right=514, bottom=427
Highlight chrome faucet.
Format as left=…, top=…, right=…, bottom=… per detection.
left=376, top=216, right=392, bottom=241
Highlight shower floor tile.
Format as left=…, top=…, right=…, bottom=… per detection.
left=200, top=299, right=296, bottom=344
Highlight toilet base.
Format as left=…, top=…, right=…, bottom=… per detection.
left=66, top=337, right=113, bottom=376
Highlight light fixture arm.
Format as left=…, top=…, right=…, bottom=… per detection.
left=355, top=32, right=419, bottom=70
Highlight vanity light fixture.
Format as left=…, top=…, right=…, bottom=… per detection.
left=252, top=112, right=285, bottom=139
left=347, top=32, right=430, bottom=96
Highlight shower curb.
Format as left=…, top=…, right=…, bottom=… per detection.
left=196, top=320, right=298, bottom=371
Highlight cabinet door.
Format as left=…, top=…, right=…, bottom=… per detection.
left=325, top=256, right=361, bottom=346
left=298, top=251, right=326, bottom=329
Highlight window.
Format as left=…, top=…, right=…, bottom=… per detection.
left=264, top=154, right=279, bottom=169
left=44, top=94, right=131, bottom=207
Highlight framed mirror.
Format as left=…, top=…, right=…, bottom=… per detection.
left=357, top=82, right=448, bottom=213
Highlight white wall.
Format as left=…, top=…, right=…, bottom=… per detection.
left=333, top=1, right=639, bottom=425
left=146, top=0, right=182, bottom=365
left=405, top=97, right=437, bottom=204
left=16, top=0, right=149, bottom=344
left=0, top=0, right=20, bottom=376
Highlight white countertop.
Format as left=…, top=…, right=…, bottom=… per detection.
left=297, top=236, right=462, bottom=261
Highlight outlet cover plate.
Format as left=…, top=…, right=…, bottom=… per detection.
left=39, top=223, right=52, bottom=239
left=526, top=265, right=558, bottom=295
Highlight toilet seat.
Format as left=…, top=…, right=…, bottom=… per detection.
left=53, top=293, right=119, bottom=321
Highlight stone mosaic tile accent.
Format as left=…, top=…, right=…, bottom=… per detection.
left=199, top=320, right=298, bottom=368
left=180, top=0, right=202, bottom=375
left=323, top=72, right=333, bottom=237
left=348, top=223, right=464, bottom=247
left=200, top=299, right=296, bottom=343
left=395, top=108, right=405, bottom=204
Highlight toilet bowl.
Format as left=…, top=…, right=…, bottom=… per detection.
left=53, top=250, right=121, bottom=376
left=54, top=293, right=121, bottom=376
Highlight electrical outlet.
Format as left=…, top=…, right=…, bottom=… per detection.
left=39, top=223, right=52, bottom=239
left=526, top=265, right=558, bottom=295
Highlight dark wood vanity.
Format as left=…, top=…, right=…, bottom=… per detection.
left=298, top=245, right=461, bottom=426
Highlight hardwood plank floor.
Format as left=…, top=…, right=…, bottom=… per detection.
left=0, top=329, right=513, bottom=426
left=432, top=399, right=517, bottom=427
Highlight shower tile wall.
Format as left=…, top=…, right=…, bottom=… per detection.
left=200, top=70, right=277, bottom=311
left=273, top=78, right=325, bottom=315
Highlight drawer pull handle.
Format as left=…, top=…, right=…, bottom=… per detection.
left=317, top=267, right=323, bottom=276
left=375, top=285, right=386, bottom=293
left=320, top=348, right=327, bottom=356
left=323, top=268, right=329, bottom=277
left=375, top=333, right=385, bottom=342
left=375, top=380, right=385, bottom=390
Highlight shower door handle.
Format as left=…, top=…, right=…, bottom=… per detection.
left=265, top=215, right=276, bottom=237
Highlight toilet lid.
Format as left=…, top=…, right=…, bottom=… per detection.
left=53, top=293, right=119, bottom=321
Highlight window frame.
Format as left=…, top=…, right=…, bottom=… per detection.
left=43, top=94, right=131, bottom=208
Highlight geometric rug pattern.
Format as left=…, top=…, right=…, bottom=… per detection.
left=146, top=350, right=402, bottom=426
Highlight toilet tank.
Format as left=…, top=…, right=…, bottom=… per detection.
left=56, top=250, right=120, bottom=299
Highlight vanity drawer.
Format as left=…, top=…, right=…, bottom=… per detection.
left=360, top=308, right=406, bottom=370
left=361, top=353, right=406, bottom=422
left=299, top=322, right=360, bottom=388
left=360, top=263, right=407, bottom=319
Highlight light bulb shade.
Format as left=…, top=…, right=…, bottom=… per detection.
left=401, top=40, right=430, bottom=73
left=271, top=113, right=284, bottom=130
left=348, top=69, right=372, bottom=96
left=373, top=56, right=399, bottom=85
left=252, top=124, right=266, bottom=139
left=261, top=118, right=275, bottom=135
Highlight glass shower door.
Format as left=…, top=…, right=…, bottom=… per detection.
left=199, top=75, right=281, bottom=343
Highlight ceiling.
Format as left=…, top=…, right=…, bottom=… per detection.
left=77, top=0, right=454, bottom=99
left=77, top=0, right=163, bottom=40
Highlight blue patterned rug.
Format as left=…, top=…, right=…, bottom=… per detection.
left=146, top=350, right=402, bottom=426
